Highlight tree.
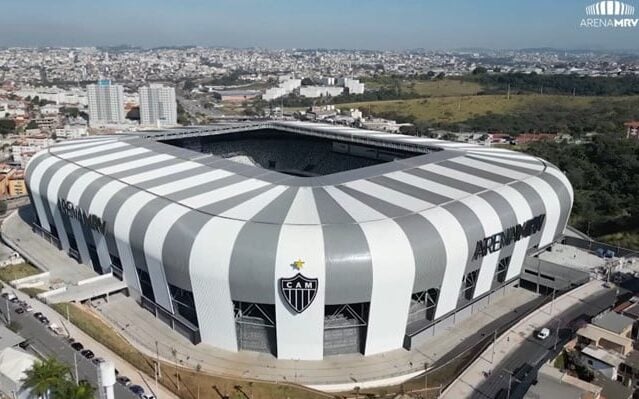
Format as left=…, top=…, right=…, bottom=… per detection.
left=26, top=120, right=39, bottom=130
left=0, top=200, right=7, bottom=215
left=22, top=357, right=70, bottom=399
left=54, top=380, right=96, bottom=399
left=472, top=66, right=488, bottom=75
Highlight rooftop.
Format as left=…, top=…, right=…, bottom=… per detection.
left=592, top=311, right=634, bottom=335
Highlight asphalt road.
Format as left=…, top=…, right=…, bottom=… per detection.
left=0, top=296, right=139, bottom=399
left=469, top=289, right=617, bottom=399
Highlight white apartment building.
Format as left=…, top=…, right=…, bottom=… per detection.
left=87, top=80, right=125, bottom=127
left=299, top=86, right=344, bottom=98
left=139, top=84, right=177, bottom=127
left=338, top=78, right=365, bottom=95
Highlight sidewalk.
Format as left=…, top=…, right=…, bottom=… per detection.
left=441, top=279, right=611, bottom=398
left=94, top=288, right=538, bottom=392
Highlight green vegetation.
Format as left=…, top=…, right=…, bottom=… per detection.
left=0, top=262, right=41, bottom=282
left=0, top=119, right=16, bottom=135
left=51, top=303, right=329, bottom=399
left=337, top=94, right=639, bottom=134
left=554, top=350, right=567, bottom=370
left=468, top=72, right=639, bottom=96
left=22, top=357, right=95, bottom=399
left=523, top=136, right=639, bottom=250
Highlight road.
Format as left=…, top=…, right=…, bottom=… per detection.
left=469, top=288, right=616, bottom=399
left=0, top=290, right=177, bottom=399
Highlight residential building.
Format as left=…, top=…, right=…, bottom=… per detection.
left=625, top=121, right=639, bottom=140
left=139, top=84, right=177, bottom=127
left=338, top=77, right=365, bottom=94
left=87, top=79, right=125, bottom=127
left=299, top=86, right=344, bottom=98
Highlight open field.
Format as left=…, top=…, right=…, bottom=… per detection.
left=50, top=303, right=330, bottom=399
left=336, top=94, right=596, bottom=124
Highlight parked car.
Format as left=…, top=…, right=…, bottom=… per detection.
left=33, top=312, right=43, bottom=319
left=92, top=357, right=105, bottom=365
left=39, top=316, right=49, bottom=325
left=24, top=305, right=33, bottom=312
left=18, top=340, right=29, bottom=349
left=129, top=385, right=145, bottom=396
left=142, top=395, right=156, bottom=399
left=48, top=323, right=65, bottom=336
left=536, top=327, right=550, bottom=340
left=15, top=308, right=24, bottom=314
left=70, top=342, right=84, bottom=351
left=9, top=297, right=19, bottom=303
left=80, top=349, right=95, bottom=360
left=116, top=376, right=131, bottom=386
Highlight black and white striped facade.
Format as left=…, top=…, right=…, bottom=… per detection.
left=24, top=121, right=573, bottom=360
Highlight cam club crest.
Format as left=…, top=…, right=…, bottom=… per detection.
left=279, top=259, right=318, bottom=314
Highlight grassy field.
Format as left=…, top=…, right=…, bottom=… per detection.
left=51, top=303, right=330, bottom=399
left=336, top=94, right=597, bottom=125
left=363, top=78, right=482, bottom=98
left=0, top=262, right=41, bottom=282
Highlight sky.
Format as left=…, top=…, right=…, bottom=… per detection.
left=1, top=0, right=638, bottom=50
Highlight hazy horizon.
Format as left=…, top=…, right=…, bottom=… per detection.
left=1, top=0, right=639, bottom=51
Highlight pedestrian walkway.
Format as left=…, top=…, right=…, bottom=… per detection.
left=441, top=279, right=613, bottom=398
left=94, top=288, right=538, bottom=392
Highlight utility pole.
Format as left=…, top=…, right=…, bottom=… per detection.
left=5, top=300, right=10, bottom=324
left=424, top=362, right=429, bottom=393
left=155, top=341, right=161, bottom=379
left=554, top=318, right=561, bottom=350
left=491, top=329, right=497, bottom=363
left=550, top=288, right=556, bottom=315
left=507, top=83, right=511, bottom=100
left=507, top=371, right=513, bottom=399
left=73, top=352, right=79, bottom=384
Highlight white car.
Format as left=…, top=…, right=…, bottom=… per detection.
left=536, top=327, right=550, bottom=340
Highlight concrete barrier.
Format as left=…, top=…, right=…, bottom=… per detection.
left=37, top=286, right=67, bottom=300
left=11, top=271, right=50, bottom=288
left=77, top=273, right=114, bottom=286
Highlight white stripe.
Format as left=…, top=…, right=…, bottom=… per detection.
left=149, top=170, right=233, bottom=196
left=275, top=188, right=325, bottom=359
left=420, top=163, right=503, bottom=190
left=324, top=187, right=415, bottom=356
left=389, top=170, right=469, bottom=200
left=66, top=171, right=104, bottom=267
left=416, top=206, right=467, bottom=319
left=49, top=138, right=116, bottom=152
left=121, top=162, right=201, bottom=185
left=190, top=186, right=287, bottom=352
left=26, top=155, right=59, bottom=232
left=55, top=142, right=129, bottom=159
left=522, top=177, right=562, bottom=247
left=449, top=157, right=533, bottom=180
left=180, top=179, right=269, bottom=209
left=94, top=154, right=174, bottom=175
left=75, top=147, right=150, bottom=167
left=492, top=186, right=534, bottom=281
left=46, top=163, right=80, bottom=251
left=467, top=153, right=545, bottom=172
left=460, top=196, right=503, bottom=299
left=344, top=180, right=434, bottom=212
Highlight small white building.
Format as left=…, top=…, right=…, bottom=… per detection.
left=581, top=345, right=625, bottom=380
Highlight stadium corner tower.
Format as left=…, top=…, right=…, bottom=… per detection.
left=25, top=121, right=573, bottom=360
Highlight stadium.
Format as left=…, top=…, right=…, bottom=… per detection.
left=24, top=121, right=573, bottom=361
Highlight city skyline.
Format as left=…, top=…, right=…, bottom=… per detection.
left=2, top=0, right=639, bottom=51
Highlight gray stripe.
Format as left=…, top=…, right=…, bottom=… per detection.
left=79, top=151, right=159, bottom=171
left=134, top=165, right=214, bottom=190
left=369, top=175, right=451, bottom=204
left=509, top=181, right=545, bottom=250
left=337, top=185, right=409, bottom=218
left=163, top=175, right=245, bottom=202
left=465, top=155, right=543, bottom=175
left=129, top=197, right=171, bottom=274
left=38, top=159, right=67, bottom=229
left=441, top=201, right=484, bottom=307
left=313, top=187, right=373, bottom=304
left=395, top=214, right=447, bottom=294
left=108, top=158, right=185, bottom=180
left=477, top=191, right=518, bottom=291
left=404, top=167, right=487, bottom=193
left=58, top=168, right=94, bottom=267
left=438, top=160, right=514, bottom=185
left=60, top=145, right=140, bottom=164
left=229, top=187, right=298, bottom=303
left=102, top=185, right=140, bottom=257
